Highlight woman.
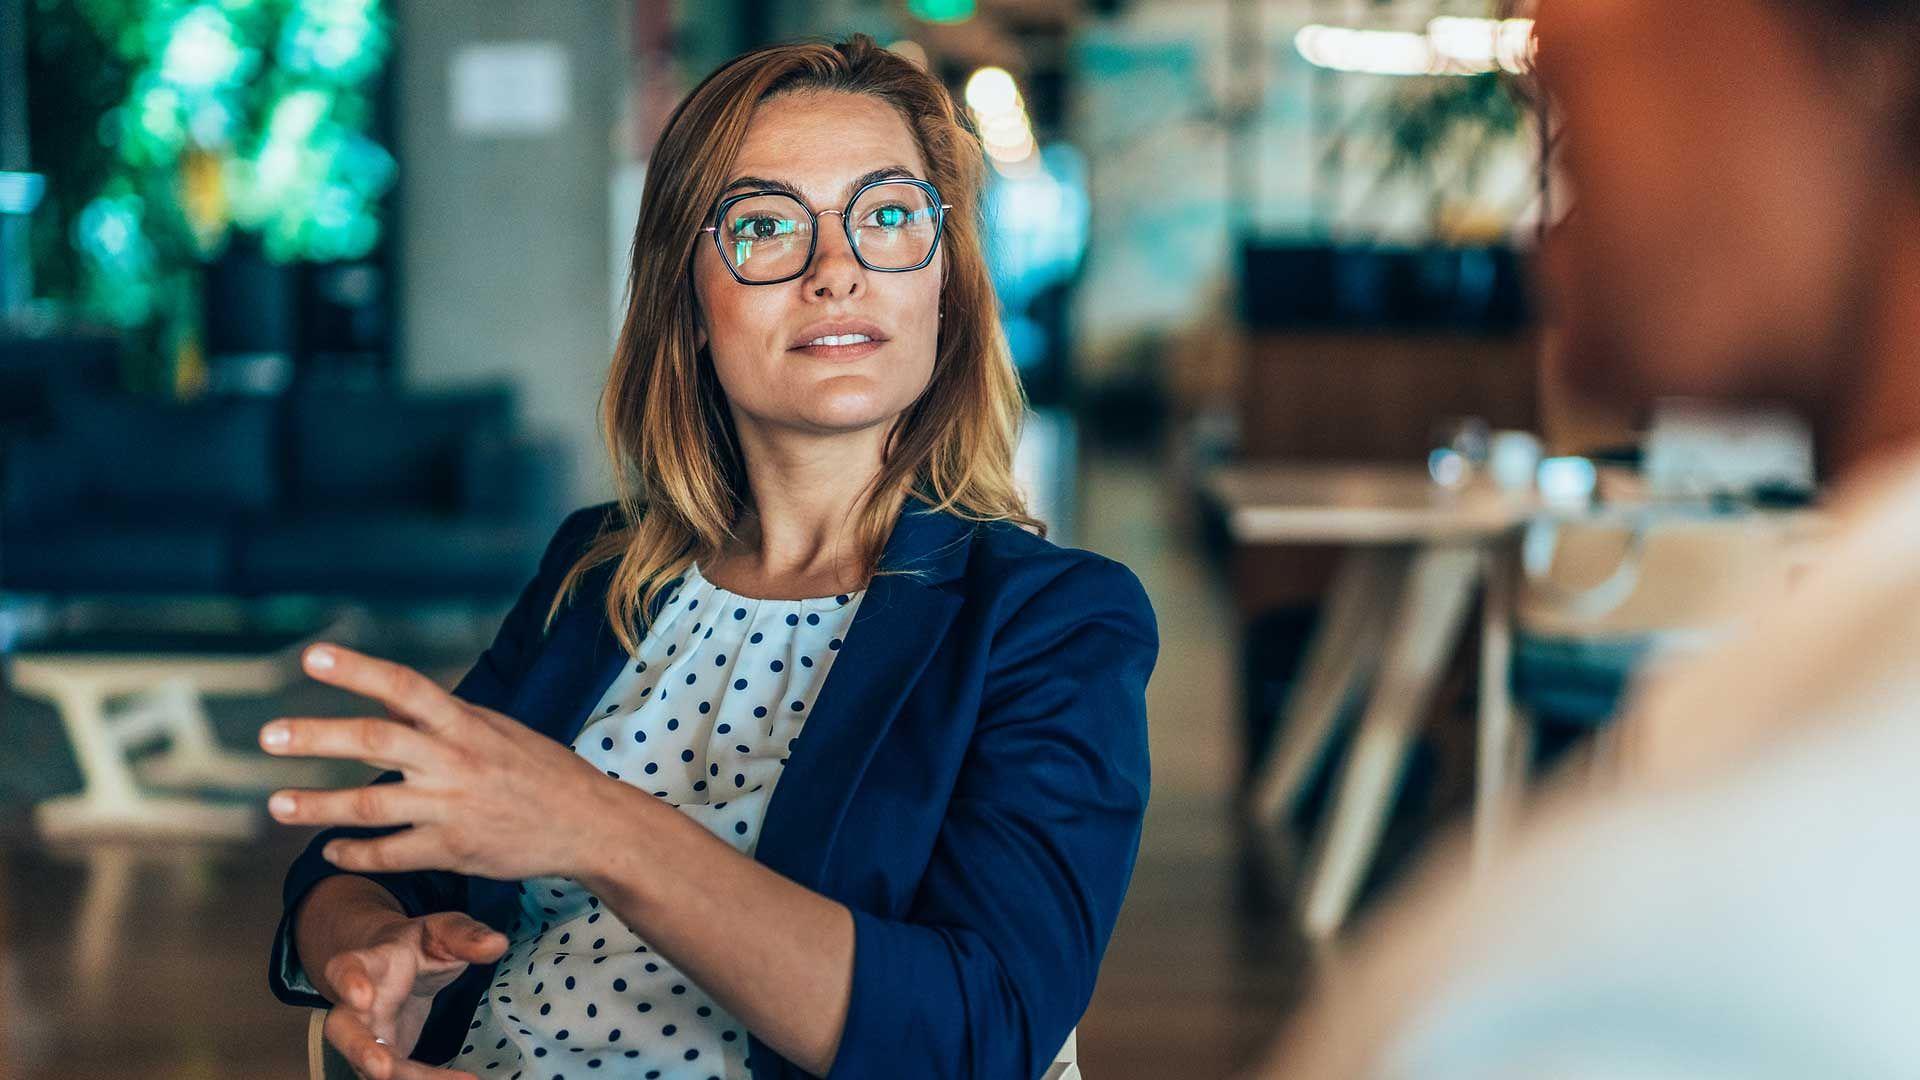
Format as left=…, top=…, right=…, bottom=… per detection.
left=265, top=34, right=1157, bottom=1080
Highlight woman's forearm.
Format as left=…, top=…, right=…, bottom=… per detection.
left=575, top=783, right=855, bottom=1077
left=293, top=873, right=411, bottom=1003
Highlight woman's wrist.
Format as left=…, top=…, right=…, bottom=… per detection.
left=569, top=780, right=683, bottom=915
left=294, top=874, right=411, bottom=1002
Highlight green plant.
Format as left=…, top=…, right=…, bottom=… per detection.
left=1386, top=72, right=1526, bottom=192
left=26, top=0, right=394, bottom=389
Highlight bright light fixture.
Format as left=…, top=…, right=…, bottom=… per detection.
left=1296, top=17, right=1535, bottom=76
left=965, top=67, right=1020, bottom=115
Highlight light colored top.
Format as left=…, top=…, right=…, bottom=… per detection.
left=450, top=562, right=864, bottom=1080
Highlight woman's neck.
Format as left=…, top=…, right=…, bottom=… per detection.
left=706, top=420, right=893, bottom=598
left=705, top=510, right=873, bottom=600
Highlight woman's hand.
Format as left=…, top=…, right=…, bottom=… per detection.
left=260, top=643, right=623, bottom=881
left=321, top=910, right=505, bottom=1080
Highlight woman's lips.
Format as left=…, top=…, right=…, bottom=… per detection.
left=790, top=339, right=884, bottom=362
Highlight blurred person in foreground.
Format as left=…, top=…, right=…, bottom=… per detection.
left=1256, top=1, right=1920, bottom=1076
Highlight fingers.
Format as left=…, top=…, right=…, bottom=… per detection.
left=323, top=1008, right=391, bottom=1078
left=303, top=644, right=466, bottom=735
left=421, top=912, right=509, bottom=966
left=260, top=715, right=445, bottom=772
left=324, top=949, right=381, bottom=1013
left=268, top=782, right=438, bottom=829
left=325, top=1008, right=474, bottom=1080
left=322, top=827, right=455, bottom=875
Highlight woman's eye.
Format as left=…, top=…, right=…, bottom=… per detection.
left=731, top=216, right=791, bottom=240
left=866, top=204, right=910, bottom=228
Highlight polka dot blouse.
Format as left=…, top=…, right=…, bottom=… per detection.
left=450, top=562, right=864, bottom=1080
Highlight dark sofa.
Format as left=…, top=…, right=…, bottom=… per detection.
left=0, top=345, right=573, bottom=603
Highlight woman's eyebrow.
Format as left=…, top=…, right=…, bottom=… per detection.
left=720, top=175, right=803, bottom=198
left=718, top=166, right=921, bottom=202
left=848, top=165, right=917, bottom=191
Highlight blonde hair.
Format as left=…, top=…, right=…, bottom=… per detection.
left=547, top=34, right=1042, bottom=656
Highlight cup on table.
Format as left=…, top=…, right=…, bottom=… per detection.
left=1429, top=416, right=1492, bottom=490
left=1488, top=430, right=1545, bottom=491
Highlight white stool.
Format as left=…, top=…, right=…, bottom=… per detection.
left=10, top=625, right=339, bottom=839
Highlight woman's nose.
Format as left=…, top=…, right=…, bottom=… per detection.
left=805, top=214, right=864, bottom=299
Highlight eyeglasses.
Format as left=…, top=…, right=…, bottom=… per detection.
left=701, top=177, right=952, bottom=286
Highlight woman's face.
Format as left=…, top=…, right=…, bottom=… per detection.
left=692, top=91, right=945, bottom=442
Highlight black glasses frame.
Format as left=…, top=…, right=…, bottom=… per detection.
left=701, top=177, right=952, bottom=286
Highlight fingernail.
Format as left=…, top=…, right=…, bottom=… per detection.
left=269, top=793, right=296, bottom=817
left=260, top=724, right=289, bottom=748
left=305, top=645, right=336, bottom=671
left=322, top=842, right=341, bottom=862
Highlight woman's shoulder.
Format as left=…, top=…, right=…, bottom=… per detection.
left=962, top=517, right=1160, bottom=705
left=964, top=516, right=1155, bottom=633
left=526, top=501, right=629, bottom=585
left=547, top=499, right=634, bottom=550
left=967, top=515, right=1137, bottom=580
left=554, top=499, right=627, bottom=544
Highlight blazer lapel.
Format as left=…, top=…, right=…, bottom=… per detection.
left=754, top=502, right=975, bottom=891
left=506, top=501, right=976, bottom=889
left=511, top=559, right=664, bottom=748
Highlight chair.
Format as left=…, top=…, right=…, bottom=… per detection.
left=310, top=1009, right=1082, bottom=1079
left=1044, top=1028, right=1081, bottom=1080
left=308, top=1010, right=355, bottom=1080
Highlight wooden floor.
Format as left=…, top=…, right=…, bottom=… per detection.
left=0, top=450, right=1322, bottom=1080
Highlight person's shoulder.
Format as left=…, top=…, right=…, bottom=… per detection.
left=968, top=516, right=1135, bottom=578
left=964, top=517, right=1155, bottom=630
left=539, top=501, right=630, bottom=571
left=556, top=500, right=626, bottom=540
left=962, top=519, right=1159, bottom=700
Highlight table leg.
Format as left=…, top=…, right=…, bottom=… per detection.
left=1248, top=546, right=1407, bottom=827
left=1473, top=540, right=1527, bottom=871
left=73, top=843, right=135, bottom=1004
left=1300, top=543, right=1483, bottom=940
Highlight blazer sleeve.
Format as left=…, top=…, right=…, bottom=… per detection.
left=267, top=504, right=613, bottom=1008
left=826, top=555, right=1158, bottom=1080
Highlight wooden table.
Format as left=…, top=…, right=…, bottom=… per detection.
left=1206, top=462, right=1539, bottom=939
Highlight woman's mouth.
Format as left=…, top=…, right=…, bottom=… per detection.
left=793, top=338, right=883, bottom=361
left=789, top=325, right=887, bottom=361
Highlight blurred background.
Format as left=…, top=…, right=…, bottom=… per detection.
left=0, top=0, right=1816, bottom=1077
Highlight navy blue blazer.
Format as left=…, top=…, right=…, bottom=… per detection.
left=270, top=498, right=1158, bottom=1079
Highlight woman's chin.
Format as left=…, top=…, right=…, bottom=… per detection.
left=797, top=406, right=899, bottom=434
left=794, top=388, right=919, bottom=432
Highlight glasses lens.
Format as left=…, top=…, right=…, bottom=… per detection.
left=718, top=194, right=812, bottom=281
left=849, top=182, right=940, bottom=270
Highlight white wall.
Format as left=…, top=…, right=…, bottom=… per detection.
left=395, top=0, right=625, bottom=508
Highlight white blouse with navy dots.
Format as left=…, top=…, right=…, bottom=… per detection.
left=450, top=562, right=864, bottom=1080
